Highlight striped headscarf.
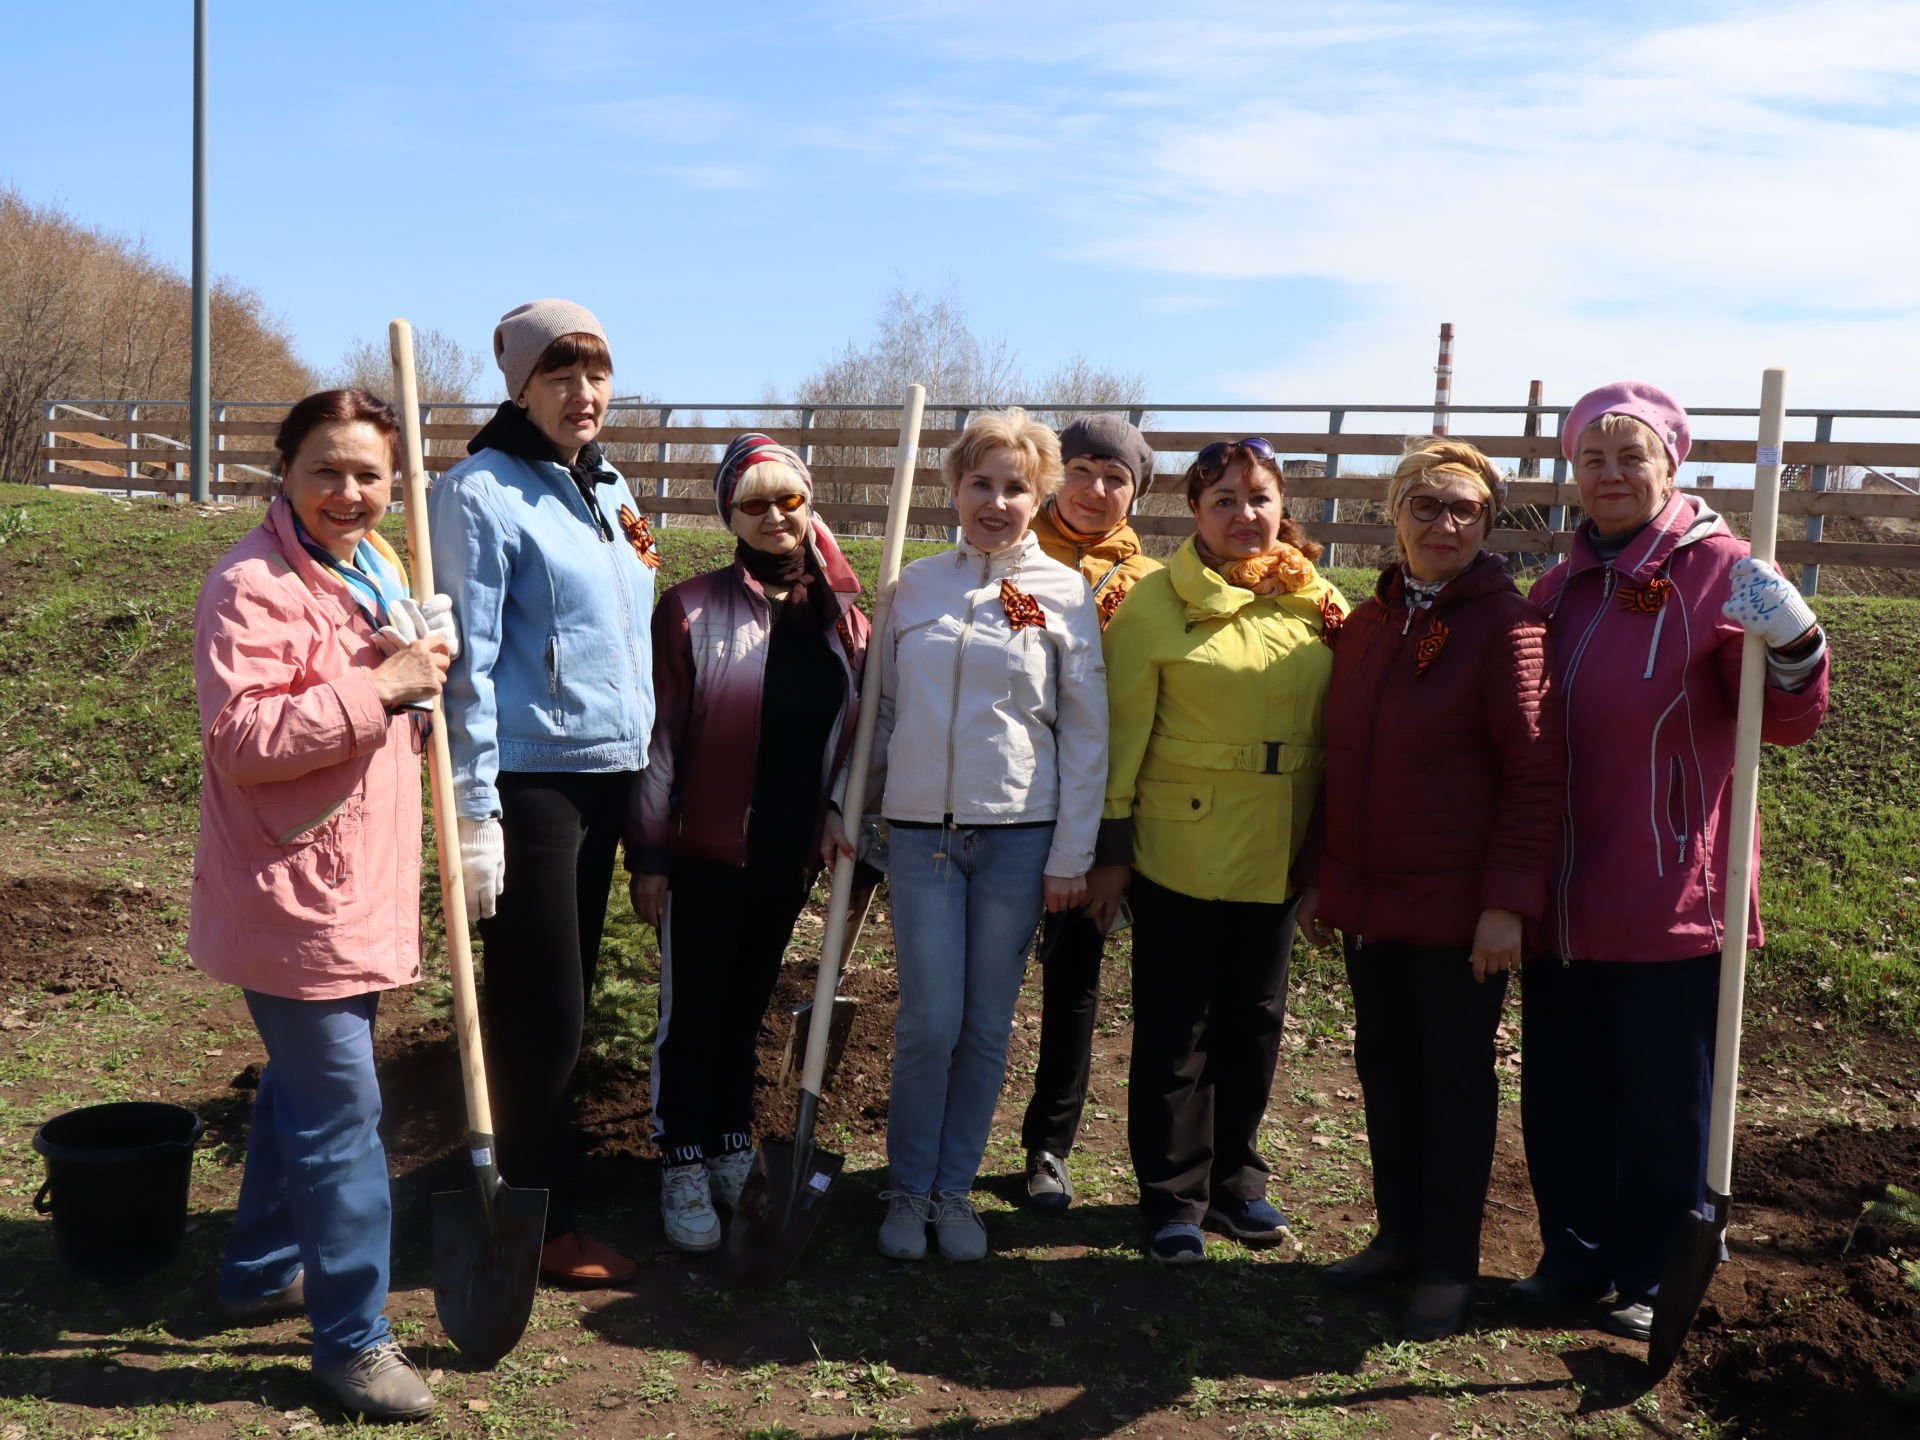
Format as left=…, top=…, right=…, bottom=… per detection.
left=713, top=432, right=812, bottom=523
left=713, top=431, right=858, bottom=595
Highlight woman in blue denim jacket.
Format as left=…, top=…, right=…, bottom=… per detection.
left=429, top=299, right=657, bottom=1286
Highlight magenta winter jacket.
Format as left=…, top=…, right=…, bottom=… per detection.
left=627, top=549, right=869, bottom=875
left=188, top=500, right=425, bottom=1000
left=1531, top=491, right=1829, bottom=963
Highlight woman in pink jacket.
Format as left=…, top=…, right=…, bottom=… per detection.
left=190, top=389, right=454, bottom=1424
left=1516, top=382, right=1829, bottom=1344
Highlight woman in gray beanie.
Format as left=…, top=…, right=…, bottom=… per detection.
left=428, top=299, right=657, bottom=1287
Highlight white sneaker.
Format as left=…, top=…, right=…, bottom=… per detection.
left=708, top=1150, right=755, bottom=1211
left=660, top=1162, right=721, bottom=1253
left=933, top=1191, right=988, bottom=1262
left=877, top=1189, right=932, bottom=1260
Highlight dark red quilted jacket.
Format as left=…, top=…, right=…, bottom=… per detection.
left=1316, top=554, right=1563, bottom=950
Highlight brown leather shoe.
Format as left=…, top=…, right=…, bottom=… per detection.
left=539, top=1232, right=637, bottom=1288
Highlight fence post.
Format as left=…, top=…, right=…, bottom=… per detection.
left=213, top=404, right=227, bottom=500
left=947, top=407, right=968, bottom=545
left=1518, top=381, right=1542, bottom=479
left=123, top=403, right=141, bottom=493
left=1319, top=408, right=1345, bottom=569
left=42, top=402, right=58, bottom=486
left=1547, top=409, right=1569, bottom=538
left=1802, top=413, right=1832, bottom=597
left=795, top=407, right=815, bottom=466
left=654, top=406, right=672, bottom=531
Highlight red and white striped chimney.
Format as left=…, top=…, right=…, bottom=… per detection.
left=1433, top=322, right=1455, bottom=435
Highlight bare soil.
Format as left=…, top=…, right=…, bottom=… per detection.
left=5, top=874, right=1920, bottom=1439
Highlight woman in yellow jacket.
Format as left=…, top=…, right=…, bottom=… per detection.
left=1086, top=438, right=1347, bottom=1263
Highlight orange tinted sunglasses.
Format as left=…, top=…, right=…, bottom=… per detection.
left=736, top=493, right=808, bottom=516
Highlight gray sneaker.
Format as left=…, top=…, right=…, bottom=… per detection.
left=877, top=1189, right=932, bottom=1260
left=313, top=1338, right=434, bottom=1422
left=933, top=1191, right=988, bottom=1262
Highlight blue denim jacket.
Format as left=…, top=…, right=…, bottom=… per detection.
left=429, top=446, right=655, bottom=820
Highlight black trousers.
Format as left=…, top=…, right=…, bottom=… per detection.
left=476, top=769, right=634, bottom=1237
left=651, top=856, right=813, bottom=1165
left=1344, top=939, right=1509, bottom=1285
left=1021, top=909, right=1106, bottom=1156
left=1521, top=951, right=1720, bottom=1304
left=1127, top=874, right=1297, bottom=1227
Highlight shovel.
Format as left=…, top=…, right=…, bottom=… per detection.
left=777, top=873, right=878, bottom=1088
left=1646, top=366, right=1788, bottom=1382
left=391, top=320, right=548, bottom=1365
left=728, top=382, right=926, bottom=1284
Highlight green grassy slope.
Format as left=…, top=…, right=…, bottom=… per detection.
left=0, top=482, right=1911, bottom=1027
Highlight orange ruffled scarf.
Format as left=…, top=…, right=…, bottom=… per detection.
left=1203, top=541, right=1317, bottom=596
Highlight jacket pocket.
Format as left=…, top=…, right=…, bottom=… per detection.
left=1665, top=755, right=1690, bottom=868
left=1136, top=777, right=1213, bottom=822
left=223, top=800, right=360, bottom=930
left=545, top=632, right=564, bottom=728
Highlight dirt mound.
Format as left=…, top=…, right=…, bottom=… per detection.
left=0, top=875, right=177, bottom=996
left=1690, top=1124, right=1920, bottom=1437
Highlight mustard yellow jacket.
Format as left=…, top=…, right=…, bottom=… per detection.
left=1031, top=504, right=1162, bottom=628
left=1102, top=538, right=1347, bottom=904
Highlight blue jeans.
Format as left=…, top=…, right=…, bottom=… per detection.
left=885, top=824, right=1051, bottom=1195
left=221, top=990, right=392, bottom=1365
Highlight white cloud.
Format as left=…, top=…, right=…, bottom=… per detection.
left=816, top=0, right=1920, bottom=419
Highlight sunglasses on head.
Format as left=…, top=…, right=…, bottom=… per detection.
left=735, top=492, right=808, bottom=516
left=1195, top=437, right=1277, bottom=470
left=1403, top=494, right=1489, bottom=526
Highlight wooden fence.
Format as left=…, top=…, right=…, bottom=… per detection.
left=37, top=403, right=1920, bottom=585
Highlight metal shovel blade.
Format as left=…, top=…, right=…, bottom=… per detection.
left=432, top=1179, right=548, bottom=1367
left=726, top=1135, right=845, bottom=1285
left=778, top=995, right=860, bottom=1089
left=1646, top=1189, right=1729, bottom=1382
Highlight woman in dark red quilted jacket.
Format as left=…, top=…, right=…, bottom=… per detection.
left=1301, top=439, right=1563, bottom=1340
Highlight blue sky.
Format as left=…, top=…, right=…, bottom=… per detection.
left=5, top=0, right=1918, bottom=452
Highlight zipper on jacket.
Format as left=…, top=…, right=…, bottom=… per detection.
left=546, top=635, right=561, bottom=717
left=1552, top=566, right=1616, bottom=960
left=1667, top=754, right=1689, bottom=869
left=1642, top=602, right=1668, bottom=679
left=941, top=548, right=992, bottom=827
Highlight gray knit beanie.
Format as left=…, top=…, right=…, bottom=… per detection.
left=493, top=299, right=609, bottom=401
left=1058, top=415, right=1156, bottom=510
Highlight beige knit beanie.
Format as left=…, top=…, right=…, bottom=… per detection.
left=493, top=299, right=609, bottom=401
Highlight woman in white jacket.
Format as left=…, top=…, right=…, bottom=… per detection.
left=836, top=408, right=1108, bottom=1263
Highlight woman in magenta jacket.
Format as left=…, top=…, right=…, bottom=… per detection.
left=190, top=390, right=454, bottom=1423
left=625, top=435, right=870, bottom=1255
left=1516, top=381, right=1830, bottom=1343
left=1304, top=440, right=1563, bottom=1340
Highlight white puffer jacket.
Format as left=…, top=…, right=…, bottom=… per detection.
left=852, top=533, right=1108, bottom=878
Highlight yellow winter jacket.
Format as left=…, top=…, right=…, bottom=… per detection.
left=1031, top=504, right=1162, bottom=629
left=1102, top=538, right=1348, bottom=905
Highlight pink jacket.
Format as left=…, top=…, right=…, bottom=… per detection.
left=1531, top=492, right=1829, bottom=963
left=188, top=499, right=425, bottom=1000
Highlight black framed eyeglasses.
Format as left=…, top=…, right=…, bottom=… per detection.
left=736, top=493, right=808, bottom=516
left=1194, top=437, right=1277, bottom=470
left=1403, top=494, right=1490, bottom=526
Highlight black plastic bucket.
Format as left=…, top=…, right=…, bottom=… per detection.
left=33, top=1101, right=203, bottom=1282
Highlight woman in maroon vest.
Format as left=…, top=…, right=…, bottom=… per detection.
left=1303, top=439, right=1563, bottom=1339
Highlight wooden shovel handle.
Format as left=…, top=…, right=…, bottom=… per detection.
left=1703, top=365, right=1787, bottom=1200
left=390, top=319, right=494, bottom=1148
left=799, top=383, right=926, bottom=1101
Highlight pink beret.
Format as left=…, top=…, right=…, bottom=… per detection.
left=1563, top=381, right=1691, bottom=473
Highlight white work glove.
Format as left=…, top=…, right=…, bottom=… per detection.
left=375, top=593, right=460, bottom=660
left=1723, top=557, right=1817, bottom=650
left=456, top=816, right=505, bottom=920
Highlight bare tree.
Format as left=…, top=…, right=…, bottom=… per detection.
left=2, top=184, right=314, bottom=487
